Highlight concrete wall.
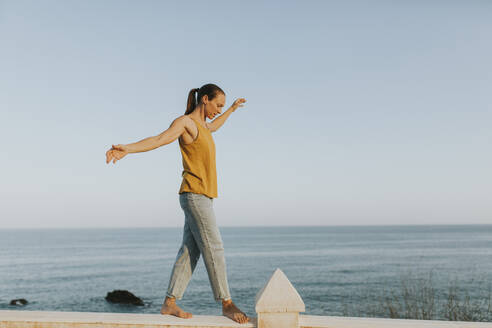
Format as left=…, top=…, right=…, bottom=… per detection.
left=2, top=269, right=491, bottom=328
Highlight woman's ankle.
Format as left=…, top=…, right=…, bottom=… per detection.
left=165, top=296, right=176, bottom=304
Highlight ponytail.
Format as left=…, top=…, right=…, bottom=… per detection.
left=185, top=88, right=199, bottom=115
left=184, top=83, right=225, bottom=115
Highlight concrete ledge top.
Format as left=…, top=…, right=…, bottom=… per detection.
left=0, top=310, right=256, bottom=328
left=299, top=315, right=492, bottom=328
left=2, top=311, right=491, bottom=328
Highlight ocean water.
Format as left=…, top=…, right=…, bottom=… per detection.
left=1, top=225, right=491, bottom=320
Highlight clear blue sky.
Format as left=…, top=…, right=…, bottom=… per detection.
left=1, top=1, right=491, bottom=228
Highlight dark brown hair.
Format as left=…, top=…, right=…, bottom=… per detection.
left=185, top=83, right=225, bottom=115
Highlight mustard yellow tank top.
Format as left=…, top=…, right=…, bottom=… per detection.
left=178, top=116, right=218, bottom=198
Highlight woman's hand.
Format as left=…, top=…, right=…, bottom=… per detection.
left=106, top=144, right=128, bottom=164
left=231, top=98, right=246, bottom=111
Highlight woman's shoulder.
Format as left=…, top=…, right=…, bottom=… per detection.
left=174, top=114, right=190, bottom=123
left=171, top=115, right=196, bottom=129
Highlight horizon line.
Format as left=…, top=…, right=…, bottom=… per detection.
left=1, top=223, right=491, bottom=230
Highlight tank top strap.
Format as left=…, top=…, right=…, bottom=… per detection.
left=189, top=116, right=207, bottom=131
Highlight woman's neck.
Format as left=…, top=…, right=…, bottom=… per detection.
left=189, top=104, right=207, bottom=123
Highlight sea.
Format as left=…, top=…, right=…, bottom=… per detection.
left=1, top=225, right=491, bottom=320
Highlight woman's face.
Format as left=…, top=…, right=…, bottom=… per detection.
left=204, top=93, right=225, bottom=120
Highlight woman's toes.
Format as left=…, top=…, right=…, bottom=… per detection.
left=178, top=310, right=191, bottom=319
left=235, top=313, right=246, bottom=323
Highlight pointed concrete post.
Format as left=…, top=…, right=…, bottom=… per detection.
left=255, top=268, right=305, bottom=328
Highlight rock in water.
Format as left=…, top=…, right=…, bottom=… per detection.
left=10, top=299, right=28, bottom=306
left=105, top=290, right=144, bottom=306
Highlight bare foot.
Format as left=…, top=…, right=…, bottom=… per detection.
left=222, top=299, right=249, bottom=324
left=160, top=296, right=192, bottom=319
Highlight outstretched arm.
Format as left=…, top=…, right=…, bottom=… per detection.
left=125, top=116, right=186, bottom=153
left=208, top=98, right=246, bottom=132
left=106, top=116, right=186, bottom=164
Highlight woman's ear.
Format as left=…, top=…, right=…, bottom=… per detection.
left=202, top=94, right=209, bottom=104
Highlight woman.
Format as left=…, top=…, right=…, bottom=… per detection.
left=105, top=84, right=248, bottom=324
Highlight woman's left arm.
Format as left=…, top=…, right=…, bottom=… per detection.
left=208, top=98, right=246, bottom=132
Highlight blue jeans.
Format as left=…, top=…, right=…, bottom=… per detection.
left=166, top=192, right=231, bottom=302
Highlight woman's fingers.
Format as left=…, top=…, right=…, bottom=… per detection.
left=106, top=149, right=119, bottom=164
left=233, top=98, right=246, bottom=108
left=106, top=149, right=113, bottom=164
left=106, top=146, right=127, bottom=165
left=113, top=153, right=120, bottom=164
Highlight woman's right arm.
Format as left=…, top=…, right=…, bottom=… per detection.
left=125, top=116, right=186, bottom=153
left=106, top=116, right=186, bottom=164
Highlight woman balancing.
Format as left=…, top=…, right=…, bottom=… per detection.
left=105, top=84, right=248, bottom=324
